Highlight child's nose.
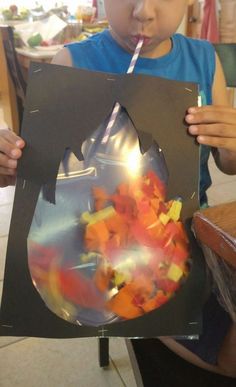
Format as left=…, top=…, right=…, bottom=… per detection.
left=133, top=0, right=155, bottom=23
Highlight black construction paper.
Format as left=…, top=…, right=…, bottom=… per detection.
left=0, top=62, right=207, bottom=338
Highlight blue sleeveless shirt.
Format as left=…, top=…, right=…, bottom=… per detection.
left=66, top=30, right=216, bottom=206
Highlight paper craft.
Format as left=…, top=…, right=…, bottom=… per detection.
left=0, top=63, right=207, bottom=338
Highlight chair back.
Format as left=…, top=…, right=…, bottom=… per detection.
left=213, top=43, right=236, bottom=87
left=0, top=27, right=19, bottom=133
left=0, top=25, right=26, bottom=128
left=0, top=26, right=26, bottom=100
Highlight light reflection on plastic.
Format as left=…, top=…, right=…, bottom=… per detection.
left=125, top=147, right=142, bottom=177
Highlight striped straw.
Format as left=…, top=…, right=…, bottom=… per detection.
left=127, top=38, right=144, bottom=74
left=102, top=38, right=144, bottom=143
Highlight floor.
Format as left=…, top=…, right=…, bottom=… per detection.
left=0, top=106, right=236, bottom=387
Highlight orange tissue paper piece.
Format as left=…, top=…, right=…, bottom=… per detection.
left=107, top=273, right=155, bottom=318
left=94, top=263, right=114, bottom=293
left=142, top=290, right=169, bottom=313
left=92, top=186, right=109, bottom=211
left=85, top=220, right=110, bottom=252
left=104, top=212, right=129, bottom=244
left=111, top=194, right=138, bottom=221
left=117, top=182, right=130, bottom=196
left=138, top=205, right=158, bottom=228
left=107, top=287, right=143, bottom=319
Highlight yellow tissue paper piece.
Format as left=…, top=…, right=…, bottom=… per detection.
left=167, top=263, right=183, bottom=282
left=114, top=272, right=127, bottom=287
left=159, top=212, right=170, bottom=225
left=167, top=200, right=182, bottom=221
left=80, top=206, right=115, bottom=225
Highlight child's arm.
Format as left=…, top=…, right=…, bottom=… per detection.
left=51, top=47, right=73, bottom=67
left=186, top=53, right=236, bottom=175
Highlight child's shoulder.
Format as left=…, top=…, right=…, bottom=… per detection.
left=174, top=33, right=214, bottom=52
left=65, top=30, right=108, bottom=51
left=64, top=29, right=119, bottom=70
left=173, top=33, right=215, bottom=64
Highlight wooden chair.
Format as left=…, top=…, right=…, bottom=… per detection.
left=193, top=201, right=236, bottom=269
left=0, top=25, right=26, bottom=134
left=193, top=202, right=236, bottom=324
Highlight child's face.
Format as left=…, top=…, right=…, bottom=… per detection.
left=104, top=0, right=190, bottom=58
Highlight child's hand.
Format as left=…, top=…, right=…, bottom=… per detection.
left=0, top=129, right=25, bottom=187
left=186, top=105, right=236, bottom=174
left=186, top=105, right=236, bottom=151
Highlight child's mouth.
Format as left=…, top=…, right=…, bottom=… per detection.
left=131, top=35, right=151, bottom=47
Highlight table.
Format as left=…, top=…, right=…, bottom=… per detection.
left=16, top=46, right=62, bottom=80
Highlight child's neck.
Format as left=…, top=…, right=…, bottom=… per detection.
left=141, top=39, right=173, bottom=59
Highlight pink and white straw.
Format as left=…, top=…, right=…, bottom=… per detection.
left=102, top=38, right=144, bottom=143
left=127, top=38, right=144, bottom=74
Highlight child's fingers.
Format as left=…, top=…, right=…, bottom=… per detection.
left=195, top=135, right=236, bottom=152
left=197, top=136, right=236, bottom=152
left=0, top=149, right=18, bottom=178
left=188, top=106, right=234, bottom=113
left=186, top=106, right=236, bottom=125
left=0, top=128, right=24, bottom=143
left=188, top=123, right=236, bottom=138
left=188, top=122, right=236, bottom=151
left=0, top=150, right=17, bottom=167
left=0, top=166, right=16, bottom=176
left=0, top=129, right=25, bottom=159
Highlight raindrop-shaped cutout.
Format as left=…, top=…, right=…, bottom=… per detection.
left=28, top=108, right=190, bottom=326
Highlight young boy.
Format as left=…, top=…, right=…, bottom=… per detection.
left=0, top=0, right=236, bottom=379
